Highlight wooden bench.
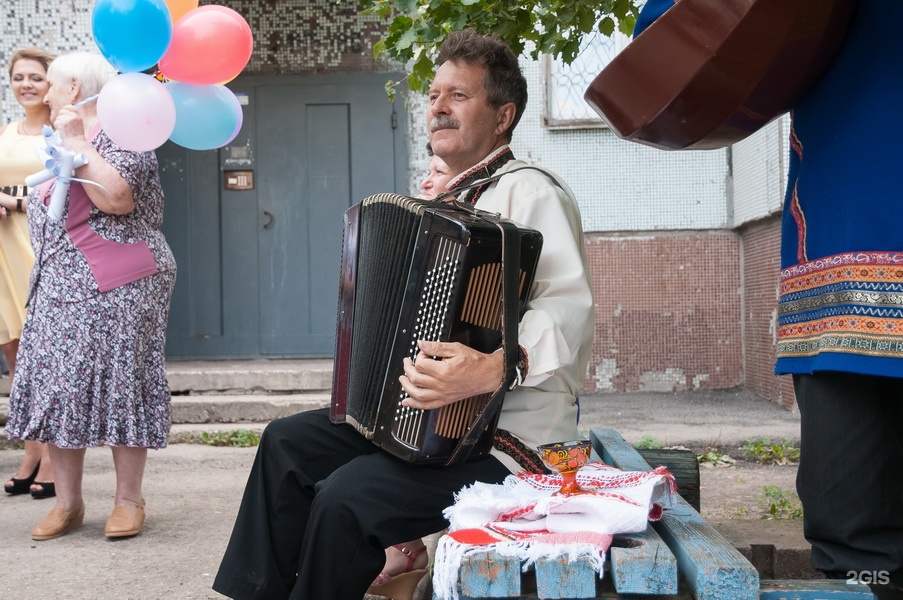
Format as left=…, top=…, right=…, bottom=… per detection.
left=431, top=427, right=876, bottom=600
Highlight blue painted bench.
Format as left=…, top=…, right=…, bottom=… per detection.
left=430, top=427, right=876, bottom=600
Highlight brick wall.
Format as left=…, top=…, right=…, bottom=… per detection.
left=584, top=231, right=744, bottom=394
left=582, top=221, right=795, bottom=407
left=738, top=216, right=796, bottom=409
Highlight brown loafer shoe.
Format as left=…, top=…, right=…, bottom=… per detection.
left=32, top=500, right=85, bottom=541
left=105, top=500, right=145, bottom=538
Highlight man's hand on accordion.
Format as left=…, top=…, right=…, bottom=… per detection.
left=399, top=340, right=505, bottom=410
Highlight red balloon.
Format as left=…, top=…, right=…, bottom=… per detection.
left=158, top=5, right=253, bottom=85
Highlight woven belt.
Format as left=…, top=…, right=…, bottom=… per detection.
left=1, top=185, right=29, bottom=197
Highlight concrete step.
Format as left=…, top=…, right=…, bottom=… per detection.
left=167, top=359, right=334, bottom=395
left=0, top=393, right=330, bottom=427
left=171, top=393, right=330, bottom=424
left=0, top=360, right=335, bottom=433
left=167, top=360, right=334, bottom=432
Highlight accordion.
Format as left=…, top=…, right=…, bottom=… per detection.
left=329, top=193, right=542, bottom=465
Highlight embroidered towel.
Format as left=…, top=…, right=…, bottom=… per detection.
left=433, top=462, right=676, bottom=600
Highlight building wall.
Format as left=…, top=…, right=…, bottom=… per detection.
left=408, top=57, right=733, bottom=234
left=731, top=120, right=794, bottom=408
left=3, top=1, right=794, bottom=406
left=1, top=1, right=93, bottom=123
left=585, top=231, right=743, bottom=394
left=1, top=0, right=389, bottom=122
left=739, top=216, right=796, bottom=409
left=211, top=0, right=387, bottom=74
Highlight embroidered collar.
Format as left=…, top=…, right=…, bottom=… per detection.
left=447, top=145, right=515, bottom=205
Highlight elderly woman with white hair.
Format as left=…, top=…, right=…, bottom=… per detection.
left=4, top=51, right=177, bottom=541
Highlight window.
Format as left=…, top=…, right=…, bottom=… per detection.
left=543, top=32, right=631, bottom=129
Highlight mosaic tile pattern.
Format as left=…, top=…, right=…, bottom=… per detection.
left=741, top=217, right=797, bottom=409
left=511, top=58, right=730, bottom=234
left=2, top=0, right=94, bottom=123
left=219, top=0, right=388, bottom=74
left=2, top=0, right=390, bottom=122
left=584, top=231, right=744, bottom=394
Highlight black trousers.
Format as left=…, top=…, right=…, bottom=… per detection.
left=795, top=372, right=903, bottom=585
left=212, top=408, right=510, bottom=600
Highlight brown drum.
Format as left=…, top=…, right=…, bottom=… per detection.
left=584, top=0, right=855, bottom=150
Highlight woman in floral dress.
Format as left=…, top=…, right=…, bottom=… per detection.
left=4, top=51, right=176, bottom=541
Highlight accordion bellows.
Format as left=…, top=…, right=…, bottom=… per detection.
left=330, top=193, right=542, bottom=465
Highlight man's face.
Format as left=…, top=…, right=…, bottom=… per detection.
left=427, top=60, right=510, bottom=173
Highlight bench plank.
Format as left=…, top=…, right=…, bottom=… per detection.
left=591, top=428, right=760, bottom=600
left=587, top=447, right=678, bottom=595
left=759, top=579, right=876, bottom=599
left=459, top=550, right=522, bottom=598
left=609, top=532, right=678, bottom=595
left=535, top=555, right=597, bottom=598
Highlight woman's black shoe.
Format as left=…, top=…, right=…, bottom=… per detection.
left=4, top=461, right=40, bottom=495
left=31, top=481, right=56, bottom=499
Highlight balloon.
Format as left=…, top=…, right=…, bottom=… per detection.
left=97, top=73, right=176, bottom=152
left=164, top=0, right=197, bottom=22
left=92, top=0, right=173, bottom=73
left=166, top=82, right=243, bottom=150
left=158, top=6, right=253, bottom=86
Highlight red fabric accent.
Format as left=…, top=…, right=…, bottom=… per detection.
left=788, top=117, right=808, bottom=263
left=65, top=182, right=158, bottom=292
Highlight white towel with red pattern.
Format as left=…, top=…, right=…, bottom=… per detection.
left=432, top=462, right=676, bottom=600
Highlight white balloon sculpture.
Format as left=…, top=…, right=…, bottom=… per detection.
left=25, top=126, right=89, bottom=222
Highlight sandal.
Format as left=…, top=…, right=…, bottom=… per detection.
left=5, top=461, right=40, bottom=495
left=367, top=543, right=428, bottom=600
left=31, top=482, right=56, bottom=499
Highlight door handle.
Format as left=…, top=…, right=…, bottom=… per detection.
left=262, top=210, right=274, bottom=229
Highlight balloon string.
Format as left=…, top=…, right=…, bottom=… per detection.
left=74, top=94, right=99, bottom=108
left=53, top=175, right=107, bottom=192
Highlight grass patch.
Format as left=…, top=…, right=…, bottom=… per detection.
left=759, top=485, right=803, bottom=520
left=742, top=438, right=800, bottom=465
left=634, top=435, right=663, bottom=450
left=194, top=429, right=261, bottom=448
left=697, top=448, right=736, bottom=468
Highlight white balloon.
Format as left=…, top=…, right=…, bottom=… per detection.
left=97, top=72, right=176, bottom=151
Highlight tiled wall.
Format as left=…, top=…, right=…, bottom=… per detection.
left=585, top=231, right=744, bottom=393
left=213, top=0, right=387, bottom=74
left=738, top=216, right=796, bottom=409
left=1, top=1, right=94, bottom=123
left=1, top=0, right=389, bottom=122
left=582, top=220, right=794, bottom=407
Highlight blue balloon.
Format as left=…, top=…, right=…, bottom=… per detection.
left=166, top=82, right=243, bottom=151
left=92, top=0, right=173, bottom=73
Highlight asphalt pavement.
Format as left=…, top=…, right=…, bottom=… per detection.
left=1, top=388, right=801, bottom=600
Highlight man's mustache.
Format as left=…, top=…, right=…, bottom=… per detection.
left=430, top=116, right=459, bottom=132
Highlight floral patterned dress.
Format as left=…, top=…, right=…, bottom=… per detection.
left=5, top=128, right=177, bottom=449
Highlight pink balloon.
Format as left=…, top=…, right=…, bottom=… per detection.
left=97, top=73, right=176, bottom=152
left=158, top=5, right=253, bottom=85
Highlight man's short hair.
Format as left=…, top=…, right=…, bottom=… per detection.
left=436, top=29, right=528, bottom=142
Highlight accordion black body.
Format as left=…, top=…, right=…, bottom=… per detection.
left=329, top=193, right=542, bottom=465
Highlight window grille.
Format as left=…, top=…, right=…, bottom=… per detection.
left=543, top=32, right=630, bottom=129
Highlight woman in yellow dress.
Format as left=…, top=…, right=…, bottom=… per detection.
left=1, top=47, right=56, bottom=499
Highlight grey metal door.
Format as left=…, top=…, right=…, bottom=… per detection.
left=159, top=74, right=407, bottom=358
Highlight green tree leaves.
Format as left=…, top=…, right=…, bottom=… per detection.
left=360, top=0, right=641, bottom=96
